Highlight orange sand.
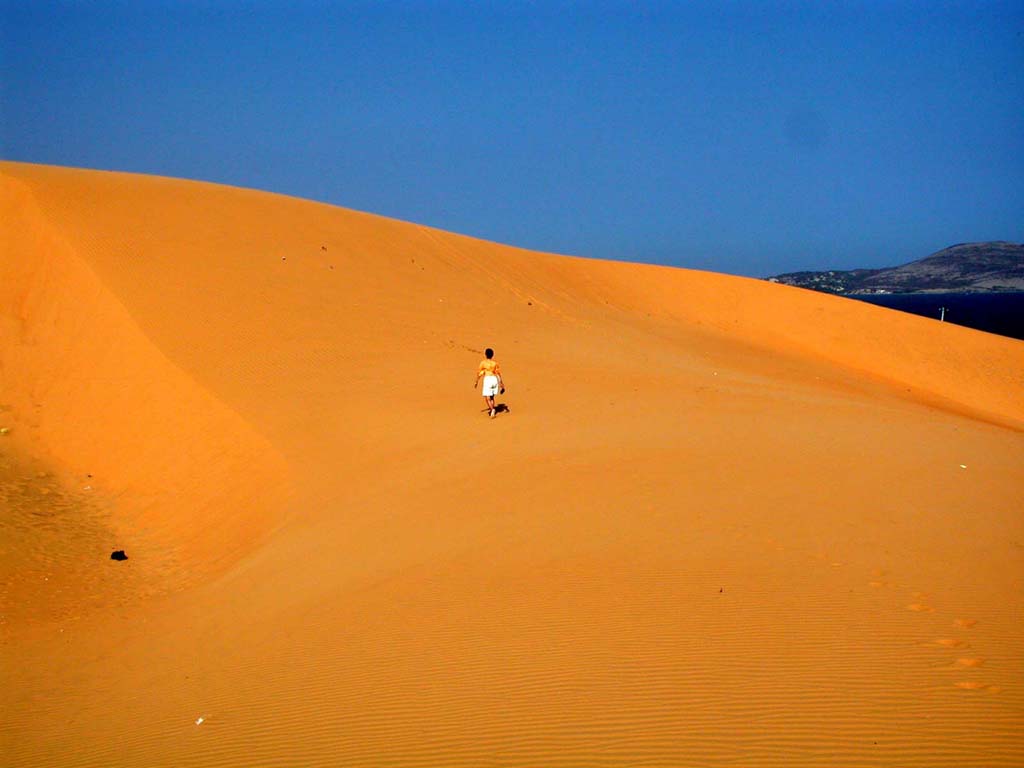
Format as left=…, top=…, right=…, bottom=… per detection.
left=2, top=162, right=1022, bottom=767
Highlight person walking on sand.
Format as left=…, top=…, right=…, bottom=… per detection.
left=475, top=348, right=505, bottom=419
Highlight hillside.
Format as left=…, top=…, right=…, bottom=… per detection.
left=768, top=241, right=1024, bottom=294
left=3, top=162, right=1023, bottom=768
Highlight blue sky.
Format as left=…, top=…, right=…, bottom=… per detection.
left=2, top=1, right=1022, bottom=276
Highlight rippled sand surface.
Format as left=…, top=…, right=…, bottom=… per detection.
left=3, top=162, right=1022, bottom=767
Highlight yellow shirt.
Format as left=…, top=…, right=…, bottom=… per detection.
left=478, top=359, right=500, bottom=377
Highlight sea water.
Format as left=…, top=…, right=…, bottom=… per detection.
left=850, top=292, right=1024, bottom=342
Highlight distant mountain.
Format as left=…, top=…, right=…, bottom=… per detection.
left=766, top=242, right=1024, bottom=294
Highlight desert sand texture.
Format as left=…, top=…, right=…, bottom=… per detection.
left=2, top=161, right=1023, bottom=767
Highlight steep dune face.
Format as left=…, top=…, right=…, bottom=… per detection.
left=3, top=163, right=1022, bottom=768
left=535, top=256, right=1024, bottom=428
left=0, top=168, right=289, bottom=604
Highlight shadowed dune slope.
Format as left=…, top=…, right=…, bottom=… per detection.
left=1, top=169, right=290, bottom=602
left=2, top=162, right=1023, bottom=767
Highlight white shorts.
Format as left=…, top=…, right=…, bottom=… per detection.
left=482, top=375, right=500, bottom=397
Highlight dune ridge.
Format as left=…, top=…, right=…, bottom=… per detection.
left=6, top=163, right=1022, bottom=434
left=2, top=162, right=1022, bottom=767
left=1, top=168, right=289, bottom=603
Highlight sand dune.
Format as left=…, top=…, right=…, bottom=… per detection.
left=2, top=162, right=1022, bottom=766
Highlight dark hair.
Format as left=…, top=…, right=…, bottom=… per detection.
left=485, top=348, right=494, bottom=359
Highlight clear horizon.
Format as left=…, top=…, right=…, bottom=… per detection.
left=2, top=0, right=1022, bottom=277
